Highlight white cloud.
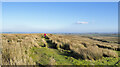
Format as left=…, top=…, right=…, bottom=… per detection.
left=76, top=21, right=88, bottom=24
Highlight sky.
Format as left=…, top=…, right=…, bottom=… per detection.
left=1, top=0, right=120, bottom=2
left=2, top=2, right=118, bottom=33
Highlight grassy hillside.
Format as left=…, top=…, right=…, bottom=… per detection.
left=1, top=33, right=120, bottom=65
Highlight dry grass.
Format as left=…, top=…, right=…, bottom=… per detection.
left=1, top=33, right=120, bottom=65
left=2, top=34, right=43, bottom=65
left=47, top=34, right=119, bottom=60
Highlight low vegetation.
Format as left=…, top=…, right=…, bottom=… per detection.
left=1, top=33, right=120, bottom=65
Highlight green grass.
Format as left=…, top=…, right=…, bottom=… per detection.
left=30, top=47, right=72, bottom=65
left=65, top=56, right=119, bottom=65
left=29, top=36, right=120, bottom=65
left=29, top=46, right=120, bottom=65
left=38, top=40, right=45, bottom=47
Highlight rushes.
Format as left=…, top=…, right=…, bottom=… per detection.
left=47, top=34, right=119, bottom=60
left=2, top=33, right=120, bottom=65
left=2, top=34, right=42, bottom=65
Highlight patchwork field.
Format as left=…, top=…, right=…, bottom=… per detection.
left=1, top=33, right=120, bottom=65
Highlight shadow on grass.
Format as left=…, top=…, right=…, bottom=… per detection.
left=44, top=36, right=83, bottom=60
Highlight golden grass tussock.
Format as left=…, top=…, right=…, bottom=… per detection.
left=47, top=34, right=119, bottom=60
left=2, top=33, right=119, bottom=65
left=2, top=34, right=43, bottom=65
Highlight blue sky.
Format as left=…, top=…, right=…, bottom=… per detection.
left=2, top=2, right=118, bottom=33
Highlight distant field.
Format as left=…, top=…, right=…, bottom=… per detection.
left=78, top=33, right=118, bottom=37
left=1, top=33, right=120, bottom=65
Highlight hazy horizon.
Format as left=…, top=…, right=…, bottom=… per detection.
left=1, top=31, right=119, bottom=33
left=2, top=2, right=118, bottom=33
